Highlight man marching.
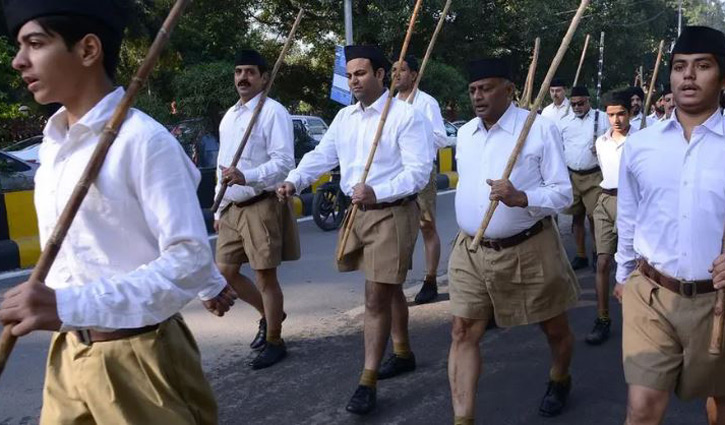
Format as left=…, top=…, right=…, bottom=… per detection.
left=585, top=91, right=632, bottom=346
left=559, top=85, right=610, bottom=270
left=447, top=58, right=579, bottom=424
left=277, top=45, right=431, bottom=415
left=628, top=86, right=654, bottom=131
left=541, top=77, right=570, bottom=121
left=214, top=49, right=299, bottom=370
left=615, top=26, right=725, bottom=425
left=0, top=1, right=233, bottom=423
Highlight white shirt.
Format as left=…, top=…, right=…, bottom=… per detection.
left=286, top=90, right=432, bottom=202
left=455, top=104, right=573, bottom=239
left=559, top=108, right=610, bottom=171
left=408, top=89, right=449, bottom=150
left=36, top=88, right=226, bottom=330
left=616, top=110, right=725, bottom=283
left=215, top=92, right=295, bottom=219
left=541, top=98, right=571, bottom=121
left=595, top=128, right=628, bottom=190
left=630, top=113, right=655, bottom=132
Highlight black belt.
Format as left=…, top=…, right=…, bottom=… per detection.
left=602, top=188, right=618, bottom=196
left=480, top=220, right=544, bottom=251
left=74, top=324, right=159, bottom=345
left=233, top=191, right=274, bottom=209
left=638, top=260, right=715, bottom=298
left=359, top=194, right=417, bottom=211
left=568, top=166, right=601, bottom=175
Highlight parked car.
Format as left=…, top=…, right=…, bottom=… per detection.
left=4, top=135, right=43, bottom=164
left=0, top=151, right=38, bottom=192
left=444, top=120, right=458, bottom=146
left=168, top=118, right=219, bottom=169
left=292, top=115, right=328, bottom=143
left=451, top=120, right=467, bottom=129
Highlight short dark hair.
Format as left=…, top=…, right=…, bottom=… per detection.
left=35, top=14, right=122, bottom=79
left=603, top=91, right=632, bottom=112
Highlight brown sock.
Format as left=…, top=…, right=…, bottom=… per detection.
left=266, top=327, right=282, bottom=345
left=425, top=274, right=437, bottom=284
left=359, top=369, right=378, bottom=388
left=393, top=342, right=413, bottom=359
left=454, top=416, right=474, bottom=425
left=598, top=310, right=610, bottom=321
left=550, top=368, right=570, bottom=383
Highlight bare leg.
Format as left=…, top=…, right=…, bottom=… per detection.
left=255, top=268, right=284, bottom=337
left=218, top=262, right=264, bottom=316
left=363, top=281, right=397, bottom=371
left=707, top=397, right=718, bottom=425
left=595, top=254, right=614, bottom=316
left=390, top=287, right=410, bottom=346
left=420, top=218, right=441, bottom=278
left=572, top=213, right=586, bottom=257
left=449, top=316, right=488, bottom=418
left=588, top=215, right=597, bottom=256
left=624, top=385, right=669, bottom=425
left=539, top=313, right=574, bottom=378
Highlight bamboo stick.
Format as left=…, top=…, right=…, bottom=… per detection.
left=640, top=40, right=664, bottom=130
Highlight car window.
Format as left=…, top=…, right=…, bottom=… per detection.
left=0, top=152, right=31, bottom=173
left=6, top=136, right=42, bottom=152
left=445, top=122, right=458, bottom=137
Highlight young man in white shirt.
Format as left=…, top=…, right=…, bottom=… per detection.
left=615, top=26, right=725, bottom=425
left=392, top=55, right=447, bottom=307
left=628, top=86, right=654, bottom=131
left=585, top=91, right=632, bottom=346
left=278, top=45, right=432, bottom=415
left=559, top=86, right=610, bottom=270
left=447, top=58, right=579, bottom=424
left=0, top=1, right=233, bottom=423
left=663, top=84, right=675, bottom=119
left=541, top=77, right=570, bottom=121
left=214, top=49, right=299, bottom=370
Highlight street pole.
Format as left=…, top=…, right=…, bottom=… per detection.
left=344, top=0, right=353, bottom=45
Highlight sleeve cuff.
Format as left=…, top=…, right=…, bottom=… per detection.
left=370, top=183, right=394, bottom=203
left=197, top=276, right=227, bottom=301
left=55, top=286, right=85, bottom=329
left=285, top=172, right=303, bottom=193
left=244, top=167, right=261, bottom=185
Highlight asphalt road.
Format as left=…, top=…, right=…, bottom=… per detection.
left=0, top=191, right=707, bottom=424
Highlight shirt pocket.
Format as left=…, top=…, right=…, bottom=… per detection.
left=240, top=130, right=265, bottom=162
left=70, top=187, right=127, bottom=266
left=700, top=169, right=725, bottom=214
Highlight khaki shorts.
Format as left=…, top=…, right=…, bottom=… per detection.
left=217, top=195, right=300, bottom=270
left=417, top=168, right=437, bottom=223
left=593, top=193, right=617, bottom=255
left=448, top=219, right=580, bottom=327
left=40, top=315, right=217, bottom=425
left=623, top=269, right=725, bottom=400
left=563, top=170, right=603, bottom=216
left=337, top=200, right=419, bottom=284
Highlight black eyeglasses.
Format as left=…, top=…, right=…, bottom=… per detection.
left=570, top=100, right=588, bottom=107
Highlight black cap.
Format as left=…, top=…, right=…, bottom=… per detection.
left=662, top=84, right=672, bottom=96
left=467, top=57, right=512, bottom=84
left=672, top=26, right=725, bottom=57
left=234, top=49, right=269, bottom=73
left=570, top=86, right=590, bottom=97
left=345, top=45, right=391, bottom=74
left=3, top=0, right=129, bottom=38
left=628, top=86, right=645, bottom=101
left=550, top=77, right=566, bottom=88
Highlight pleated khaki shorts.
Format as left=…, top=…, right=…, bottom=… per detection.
left=622, top=269, right=725, bottom=400
left=417, top=168, right=437, bottom=223
left=337, top=200, right=419, bottom=284
left=593, top=192, right=617, bottom=255
left=448, top=218, right=580, bottom=327
left=563, top=170, right=603, bottom=217
left=217, top=195, right=300, bottom=270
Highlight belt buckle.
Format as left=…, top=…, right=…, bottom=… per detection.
left=77, top=329, right=92, bottom=345
left=483, top=240, right=502, bottom=251
left=680, top=280, right=696, bottom=298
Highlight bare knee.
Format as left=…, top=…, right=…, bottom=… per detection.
left=596, top=254, right=613, bottom=274
left=217, top=263, right=241, bottom=282
left=255, top=268, right=279, bottom=292
left=365, top=282, right=395, bottom=314
left=540, top=314, right=573, bottom=344
left=451, top=317, right=485, bottom=347
left=420, top=219, right=436, bottom=235
left=627, top=386, right=668, bottom=424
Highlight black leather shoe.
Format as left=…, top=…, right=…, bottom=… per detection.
left=539, top=376, right=572, bottom=417
left=570, top=256, right=589, bottom=270
left=345, top=385, right=376, bottom=415
left=249, top=341, right=287, bottom=370
left=249, top=313, right=287, bottom=351
left=414, top=277, right=438, bottom=305
left=378, top=353, right=416, bottom=380
left=585, top=318, right=611, bottom=345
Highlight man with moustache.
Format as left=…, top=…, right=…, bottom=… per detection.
left=648, top=91, right=667, bottom=121
left=663, top=84, right=676, bottom=118
left=558, top=86, right=610, bottom=270
left=615, top=26, right=725, bottom=424
left=585, top=91, right=633, bottom=346
left=277, top=45, right=432, bottom=415
left=447, top=57, right=579, bottom=424
left=0, top=1, right=233, bottom=423
left=214, top=49, right=299, bottom=370
left=628, top=86, right=655, bottom=131
left=542, top=78, right=571, bottom=121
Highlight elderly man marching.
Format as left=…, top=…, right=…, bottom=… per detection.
left=278, top=45, right=432, bottom=415
left=447, top=57, right=579, bottom=425
left=615, top=26, right=725, bottom=425
left=558, top=85, right=610, bottom=270
left=214, top=49, right=300, bottom=370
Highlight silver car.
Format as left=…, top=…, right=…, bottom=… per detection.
left=0, top=151, right=38, bottom=192
left=291, top=115, right=328, bottom=143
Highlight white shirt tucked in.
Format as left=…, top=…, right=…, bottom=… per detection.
left=36, top=87, right=226, bottom=331
left=541, top=98, right=571, bottom=121
left=595, top=128, right=628, bottom=190
left=455, top=104, right=573, bottom=239
left=286, top=90, right=432, bottom=202
left=215, top=92, right=295, bottom=219
left=616, top=110, right=725, bottom=283
left=408, top=89, right=450, bottom=150
left=559, top=109, right=610, bottom=171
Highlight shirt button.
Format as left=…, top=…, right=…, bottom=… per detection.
left=682, top=252, right=688, bottom=257
left=683, top=181, right=688, bottom=186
